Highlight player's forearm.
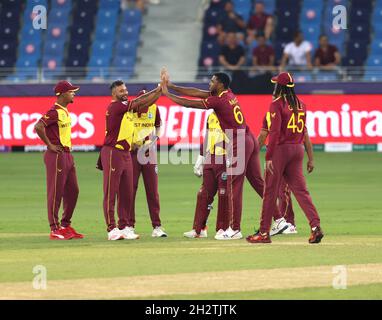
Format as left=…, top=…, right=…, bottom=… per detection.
left=304, top=134, right=314, bottom=162
left=168, top=83, right=209, bottom=98
left=166, top=92, right=205, bottom=109
left=132, top=86, right=161, bottom=111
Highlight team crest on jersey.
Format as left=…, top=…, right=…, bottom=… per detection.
left=148, top=112, right=153, bottom=119
left=219, top=188, right=226, bottom=195
left=221, top=172, right=227, bottom=181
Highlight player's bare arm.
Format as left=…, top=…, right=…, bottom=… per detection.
left=162, top=83, right=206, bottom=109
left=168, top=83, right=210, bottom=99
left=304, top=132, right=314, bottom=173
left=34, top=121, right=64, bottom=153
left=165, top=92, right=206, bottom=109
left=130, top=85, right=162, bottom=112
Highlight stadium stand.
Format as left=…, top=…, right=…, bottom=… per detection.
left=197, top=0, right=382, bottom=83
left=1, top=0, right=144, bottom=82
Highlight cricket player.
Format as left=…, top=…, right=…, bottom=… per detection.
left=161, top=69, right=264, bottom=239
left=246, top=72, right=324, bottom=244
left=130, top=90, right=167, bottom=238
left=34, top=80, right=83, bottom=240
left=98, top=80, right=162, bottom=240
left=258, top=114, right=315, bottom=235
left=183, top=111, right=229, bottom=239
left=187, top=114, right=291, bottom=240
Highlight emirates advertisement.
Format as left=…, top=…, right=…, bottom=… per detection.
left=0, top=95, right=381, bottom=146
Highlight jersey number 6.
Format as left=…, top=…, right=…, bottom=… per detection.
left=233, top=105, right=244, bottom=124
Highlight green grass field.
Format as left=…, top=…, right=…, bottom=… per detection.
left=0, top=151, right=381, bottom=299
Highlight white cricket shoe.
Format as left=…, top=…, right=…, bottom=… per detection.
left=270, top=217, right=289, bottom=236
left=152, top=226, right=168, bottom=238
left=215, top=227, right=242, bottom=240
left=283, top=223, right=298, bottom=234
left=120, top=226, right=140, bottom=240
left=183, top=228, right=207, bottom=238
left=230, top=230, right=243, bottom=240
left=214, top=229, right=225, bottom=239
left=108, top=228, right=123, bottom=241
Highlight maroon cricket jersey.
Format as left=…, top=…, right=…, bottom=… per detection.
left=103, top=100, right=133, bottom=151
left=265, top=96, right=307, bottom=161
left=38, top=103, right=72, bottom=149
left=202, top=90, right=247, bottom=132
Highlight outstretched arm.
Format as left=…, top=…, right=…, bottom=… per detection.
left=168, top=82, right=210, bottom=99
left=161, top=66, right=210, bottom=98
left=130, top=85, right=162, bottom=112
left=166, top=92, right=206, bottom=109
left=162, top=83, right=206, bottom=109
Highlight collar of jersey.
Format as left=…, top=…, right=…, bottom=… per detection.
left=218, top=90, right=228, bottom=98
left=55, top=103, right=68, bottom=113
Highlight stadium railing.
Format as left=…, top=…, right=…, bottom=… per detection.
left=1, top=66, right=382, bottom=83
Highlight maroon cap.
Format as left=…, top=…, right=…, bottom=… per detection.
left=271, top=72, right=295, bottom=87
left=54, top=80, right=80, bottom=96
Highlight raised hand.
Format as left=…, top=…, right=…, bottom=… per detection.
left=161, top=81, right=169, bottom=95
left=160, top=67, right=169, bottom=83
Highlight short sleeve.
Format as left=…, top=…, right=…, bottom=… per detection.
left=304, top=41, right=312, bottom=53
left=283, top=43, right=292, bottom=55
left=202, top=95, right=221, bottom=110
left=114, top=101, right=132, bottom=114
left=39, top=109, right=58, bottom=127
